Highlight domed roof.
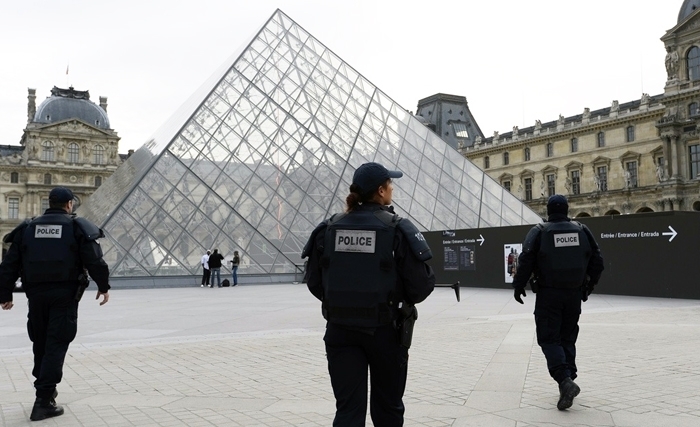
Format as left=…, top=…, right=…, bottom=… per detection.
left=679, top=0, right=700, bottom=24
left=33, top=86, right=110, bottom=129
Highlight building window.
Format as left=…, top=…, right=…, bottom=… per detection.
left=524, top=178, right=532, bottom=201
left=41, top=198, right=49, bottom=213
left=452, top=122, right=469, bottom=138
left=43, top=173, right=52, bottom=185
left=68, top=143, right=79, bottom=163
left=484, top=156, right=490, bottom=169
left=10, top=172, right=18, bottom=183
left=546, top=143, right=553, bottom=158
left=571, top=138, right=578, bottom=153
left=688, top=46, right=700, bottom=81
left=8, top=197, right=19, bottom=219
left=597, top=166, right=608, bottom=191
left=626, top=161, right=638, bottom=188
left=524, top=147, right=531, bottom=161
left=42, top=141, right=55, bottom=161
left=93, top=145, right=105, bottom=165
left=690, top=145, right=700, bottom=179
left=626, top=126, right=635, bottom=142
left=503, top=180, right=511, bottom=192
left=597, top=132, right=605, bottom=148
left=503, top=152, right=509, bottom=165
left=571, top=170, right=581, bottom=195
left=546, top=174, right=555, bottom=197
left=95, top=176, right=103, bottom=187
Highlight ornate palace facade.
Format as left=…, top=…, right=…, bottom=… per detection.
left=0, top=86, right=122, bottom=241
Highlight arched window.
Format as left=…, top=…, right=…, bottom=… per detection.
left=688, top=47, right=700, bottom=81
left=10, top=172, right=18, bottom=183
left=95, top=176, right=103, bottom=187
left=484, top=156, right=490, bottom=169
left=44, top=173, right=52, bottom=185
left=42, top=141, right=55, bottom=161
left=68, top=143, right=79, bottom=163
left=503, top=152, right=509, bottom=165
left=597, top=132, right=605, bottom=148
left=93, top=145, right=105, bottom=165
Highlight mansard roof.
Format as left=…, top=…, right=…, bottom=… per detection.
left=679, top=0, right=700, bottom=24
left=33, top=86, right=111, bottom=130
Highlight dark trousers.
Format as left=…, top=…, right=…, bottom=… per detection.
left=26, top=286, right=78, bottom=398
left=324, top=322, right=408, bottom=427
left=201, top=267, right=211, bottom=285
left=534, top=287, right=582, bottom=384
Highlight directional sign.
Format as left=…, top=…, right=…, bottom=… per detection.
left=662, top=226, right=678, bottom=242
left=477, top=234, right=485, bottom=246
left=599, top=225, right=679, bottom=243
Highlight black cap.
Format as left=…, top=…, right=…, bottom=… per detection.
left=547, top=194, right=569, bottom=215
left=352, top=162, right=403, bottom=195
left=48, top=187, right=75, bottom=203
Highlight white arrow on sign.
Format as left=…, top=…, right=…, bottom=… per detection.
left=477, top=234, right=485, bottom=246
left=662, top=226, right=677, bottom=242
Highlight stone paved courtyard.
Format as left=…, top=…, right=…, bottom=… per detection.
left=1, top=284, right=699, bottom=426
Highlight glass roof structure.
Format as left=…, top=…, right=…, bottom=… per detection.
left=79, top=9, right=541, bottom=278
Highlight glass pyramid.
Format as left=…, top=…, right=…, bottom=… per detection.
left=79, top=9, right=541, bottom=278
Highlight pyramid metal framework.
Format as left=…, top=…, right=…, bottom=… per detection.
left=79, top=9, right=541, bottom=278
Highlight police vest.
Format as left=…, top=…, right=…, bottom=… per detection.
left=536, top=221, right=591, bottom=289
left=21, top=213, right=80, bottom=283
left=321, top=209, right=398, bottom=328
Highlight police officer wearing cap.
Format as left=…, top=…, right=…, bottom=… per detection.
left=512, top=194, right=604, bottom=410
left=0, top=186, right=110, bottom=421
left=302, top=162, right=435, bottom=426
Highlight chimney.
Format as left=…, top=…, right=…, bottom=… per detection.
left=27, top=88, right=36, bottom=123
left=99, top=96, right=108, bottom=112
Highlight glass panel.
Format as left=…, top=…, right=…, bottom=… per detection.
left=121, top=188, right=159, bottom=227
left=106, top=209, right=143, bottom=252
left=480, top=205, right=500, bottom=228
left=457, top=202, right=479, bottom=229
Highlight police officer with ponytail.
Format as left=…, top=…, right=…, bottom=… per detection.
left=303, top=162, right=435, bottom=426
left=512, top=194, right=604, bottom=411
left=0, top=187, right=110, bottom=421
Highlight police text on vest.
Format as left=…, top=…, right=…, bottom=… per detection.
left=35, top=225, right=63, bottom=239
left=335, top=230, right=376, bottom=253
left=554, top=233, right=579, bottom=247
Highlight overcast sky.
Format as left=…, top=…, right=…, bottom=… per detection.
left=0, top=1, right=680, bottom=153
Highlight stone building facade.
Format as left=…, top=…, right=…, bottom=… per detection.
left=425, top=1, right=700, bottom=218
left=0, top=86, right=122, bottom=241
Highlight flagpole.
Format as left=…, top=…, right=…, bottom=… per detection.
left=66, top=63, right=69, bottom=87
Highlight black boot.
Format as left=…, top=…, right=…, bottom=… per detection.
left=557, top=377, right=581, bottom=410
left=30, top=394, right=64, bottom=421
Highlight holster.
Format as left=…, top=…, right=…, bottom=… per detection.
left=396, top=302, right=418, bottom=349
left=75, top=272, right=90, bottom=302
left=529, top=275, right=540, bottom=293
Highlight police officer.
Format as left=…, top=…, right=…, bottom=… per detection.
left=302, top=162, right=435, bottom=426
left=0, top=187, right=110, bottom=421
left=512, top=194, right=604, bottom=410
